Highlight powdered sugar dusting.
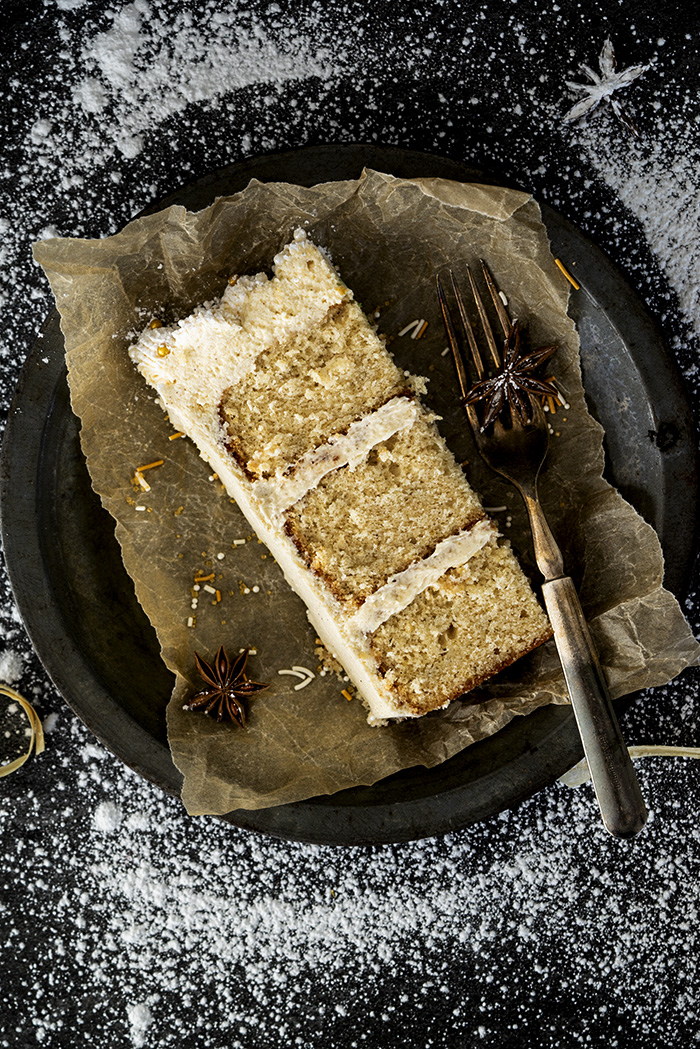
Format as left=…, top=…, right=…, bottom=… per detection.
left=579, top=126, right=700, bottom=348
left=3, top=723, right=700, bottom=1046
left=73, top=2, right=343, bottom=161
left=2, top=3, right=700, bottom=1046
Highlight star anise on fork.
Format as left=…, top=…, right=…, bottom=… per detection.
left=440, top=261, right=559, bottom=431
left=184, top=645, right=269, bottom=726
left=462, top=318, right=559, bottom=430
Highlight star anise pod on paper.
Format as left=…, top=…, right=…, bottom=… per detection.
left=463, top=320, right=558, bottom=431
left=184, top=646, right=269, bottom=726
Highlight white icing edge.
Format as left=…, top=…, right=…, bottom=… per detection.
left=252, top=397, right=419, bottom=517
left=159, top=405, right=406, bottom=721
left=351, top=518, right=496, bottom=634
left=127, top=229, right=350, bottom=452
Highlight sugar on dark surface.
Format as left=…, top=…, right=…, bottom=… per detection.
left=1, top=2, right=700, bottom=1047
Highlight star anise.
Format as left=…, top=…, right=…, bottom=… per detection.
left=463, top=320, right=558, bottom=431
left=564, top=38, right=648, bottom=137
left=184, top=645, right=269, bottom=726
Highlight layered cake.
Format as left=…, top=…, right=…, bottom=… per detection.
left=129, top=230, right=551, bottom=723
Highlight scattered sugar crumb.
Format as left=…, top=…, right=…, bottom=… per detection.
left=93, top=800, right=123, bottom=833
left=0, top=650, right=24, bottom=684
left=127, top=1002, right=155, bottom=1047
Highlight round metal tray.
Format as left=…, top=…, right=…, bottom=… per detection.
left=1, top=144, right=697, bottom=844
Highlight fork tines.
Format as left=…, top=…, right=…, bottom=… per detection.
left=436, top=260, right=513, bottom=424
left=438, top=264, right=559, bottom=433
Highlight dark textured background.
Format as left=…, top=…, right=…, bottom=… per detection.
left=1, top=2, right=699, bottom=1047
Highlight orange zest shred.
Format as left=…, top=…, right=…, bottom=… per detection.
left=133, top=459, right=164, bottom=492
left=554, top=258, right=580, bottom=290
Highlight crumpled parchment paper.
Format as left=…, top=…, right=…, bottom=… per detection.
left=34, top=169, right=700, bottom=815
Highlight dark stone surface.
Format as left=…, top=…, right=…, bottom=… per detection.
left=2, top=4, right=700, bottom=1047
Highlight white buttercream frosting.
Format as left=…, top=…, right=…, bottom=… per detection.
left=128, top=229, right=350, bottom=448
left=351, top=518, right=496, bottom=634
left=252, top=397, right=419, bottom=518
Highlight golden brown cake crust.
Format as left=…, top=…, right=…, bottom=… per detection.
left=372, top=626, right=554, bottom=718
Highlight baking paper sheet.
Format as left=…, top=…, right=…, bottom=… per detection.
left=34, top=170, right=700, bottom=814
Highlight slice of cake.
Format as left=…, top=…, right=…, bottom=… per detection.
left=129, top=230, right=551, bottom=723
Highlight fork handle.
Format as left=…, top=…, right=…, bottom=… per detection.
left=541, top=576, right=648, bottom=839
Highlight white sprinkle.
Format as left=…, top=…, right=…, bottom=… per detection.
left=398, top=319, right=421, bottom=337
left=278, top=666, right=315, bottom=690
left=94, top=801, right=122, bottom=834
left=127, top=1002, right=154, bottom=1049
left=42, top=713, right=59, bottom=734
left=0, top=651, right=23, bottom=685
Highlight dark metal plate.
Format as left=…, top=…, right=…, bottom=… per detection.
left=1, top=144, right=697, bottom=844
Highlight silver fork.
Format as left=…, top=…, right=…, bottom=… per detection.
left=437, top=263, right=648, bottom=839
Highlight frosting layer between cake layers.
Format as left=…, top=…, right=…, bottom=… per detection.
left=130, top=230, right=551, bottom=723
